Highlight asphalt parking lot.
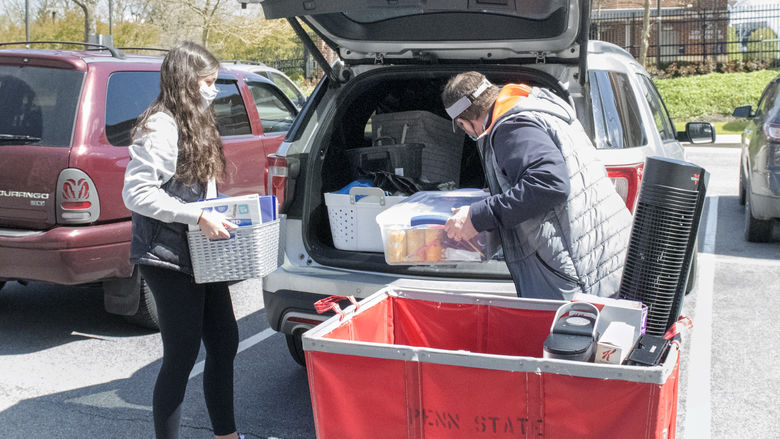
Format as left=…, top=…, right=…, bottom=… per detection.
left=1, top=145, right=778, bottom=439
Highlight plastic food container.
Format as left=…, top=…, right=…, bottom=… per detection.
left=376, top=190, right=498, bottom=264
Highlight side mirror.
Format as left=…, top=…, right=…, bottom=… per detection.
left=677, top=122, right=716, bottom=144
left=733, top=105, right=754, bottom=118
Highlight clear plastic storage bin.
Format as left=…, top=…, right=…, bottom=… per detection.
left=376, top=190, right=498, bottom=264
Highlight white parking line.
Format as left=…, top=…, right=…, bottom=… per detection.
left=189, top=328, right=277, bottom=380
left=684, top=196, right=718, bottom=438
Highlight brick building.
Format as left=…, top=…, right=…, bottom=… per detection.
left=591, top=0, right=731, bottom=63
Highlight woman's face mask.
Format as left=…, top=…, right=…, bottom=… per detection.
left=199, top=83, right=218, bottom=107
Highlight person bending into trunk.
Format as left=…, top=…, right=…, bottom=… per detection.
left=122, top=41, right=244, bottom=439
left=442, top=71, right=632, bottom=300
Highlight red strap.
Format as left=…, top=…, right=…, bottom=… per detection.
left=314, top=295, right=359, bottom=321
left=665, top=315, right=693, bottom=340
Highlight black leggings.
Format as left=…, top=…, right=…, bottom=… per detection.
left=140, top=264, right=239, bottom=438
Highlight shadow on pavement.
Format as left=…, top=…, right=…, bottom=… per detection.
left=711, top=196, right=780, bottom=258
left=0, top=281, right=155, bottom=355
left=0, top=332, right=314, bottom=438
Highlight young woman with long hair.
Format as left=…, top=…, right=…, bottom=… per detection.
left=122, top=41, right=243, bottom=439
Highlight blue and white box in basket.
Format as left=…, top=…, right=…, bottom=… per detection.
left=187, top=194, right=276, bottom=231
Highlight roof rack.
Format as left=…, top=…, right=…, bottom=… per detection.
left=222, top=59, right=268, bottom=66
left=0, top=41, right=124, bottom=58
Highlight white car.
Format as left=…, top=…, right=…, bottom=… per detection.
left=221, top=60, right=308, bottom=109
left=241, top=0, right=715, bottom=365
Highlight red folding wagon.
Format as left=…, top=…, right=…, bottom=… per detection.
left=303, top=287, right=680, bottom=439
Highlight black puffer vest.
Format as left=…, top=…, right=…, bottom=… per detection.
left=129, top=178, right=205, bottom=275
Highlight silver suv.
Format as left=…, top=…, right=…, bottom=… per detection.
left=242, top=0, right=715, bottom=365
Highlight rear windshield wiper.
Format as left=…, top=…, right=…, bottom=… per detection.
left=0, top=134, right=42, bottom=143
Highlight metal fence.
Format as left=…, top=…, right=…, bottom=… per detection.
left=591, top=4, right=780, bottom=67
left=265, top=56, right=318, bottom=79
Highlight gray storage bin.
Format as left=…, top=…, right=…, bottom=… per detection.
left=371, top=111, right=464, bottom=184
left=345, top=143, right=424, bottom=178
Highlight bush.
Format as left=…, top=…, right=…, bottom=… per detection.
left=728, top=26, right=743, bottom=62
left=746, top=27, right=779, bottom=61
left=647, top=58, right=775, bottom=79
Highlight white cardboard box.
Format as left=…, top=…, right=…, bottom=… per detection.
left=572, top=293, right=648, bottom=344
left=595, top=321, right=637, bottom=364
left=188, top=194, right=263, bottom=231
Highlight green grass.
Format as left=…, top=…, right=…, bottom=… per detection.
left=655, top=69, right=779, bottom=121
left=711, top=120, right=749, bottom=135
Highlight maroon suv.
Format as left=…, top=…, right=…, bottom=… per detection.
left=0, top=43, right=297, bottom=327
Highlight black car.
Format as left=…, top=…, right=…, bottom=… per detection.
left=733, top=74, right=780, bottom=242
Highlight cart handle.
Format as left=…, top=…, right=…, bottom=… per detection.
left=314, top=295, right=359, bottom=321
left=664, top=315, right=693, bottom=345
left=349, top=186, right=386, bottom=205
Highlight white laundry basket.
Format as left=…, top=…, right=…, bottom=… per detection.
left=324, top=187, right=406, bottom=252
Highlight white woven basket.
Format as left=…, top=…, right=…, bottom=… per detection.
left=187, top=219, right=280, bottom=284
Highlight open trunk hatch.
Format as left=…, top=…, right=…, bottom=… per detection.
left=249, top=0, right=589, bottom=67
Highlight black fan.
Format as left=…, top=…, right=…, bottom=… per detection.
left=618, top=156, right=709, bottom=336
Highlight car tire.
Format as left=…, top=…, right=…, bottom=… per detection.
left=123, top=278, right=160, bottom=330
left=744, top=189, right=772, bottom=242
left=738, top=168, right=746, bottom=206
left=285, top=331, right=306, bottom=367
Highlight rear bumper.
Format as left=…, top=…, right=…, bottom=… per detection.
left=750, top=192, right=780, bottom=219
left=263, top=263, right=516, bottom=335
left=0, top=221, right=133, bottom=285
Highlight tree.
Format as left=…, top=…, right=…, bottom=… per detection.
left=639, top=0, right=652, bottom=67
left=207, top=14, right=305, bottom=62
left=746, top=27, right=779, bottom=61
left=71, top=0, right=97, bottom=41
left=727, top=26, right=741, bottom=62
left=159, top=0, right=233, bottom=46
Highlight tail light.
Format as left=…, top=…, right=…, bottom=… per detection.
left=56, top=169, right=100, bottom=224
left=266, top=153, right=289, bottom=212
left=765, top=124, right=780, bottom=168
left=764, top=123, right=780, bottom=142
left=607, top=163, right=644, bottom=213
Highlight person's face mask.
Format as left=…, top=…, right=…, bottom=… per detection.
left=199, top=83, right=218, bottom=107
left=461, top=118, right=487, bottom=142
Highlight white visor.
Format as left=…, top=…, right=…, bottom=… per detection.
left=445, top=78, right=492, bottom=122
left=445, top=95, right=473, bottom=120
left=446, top=78, right=492, bottom=132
